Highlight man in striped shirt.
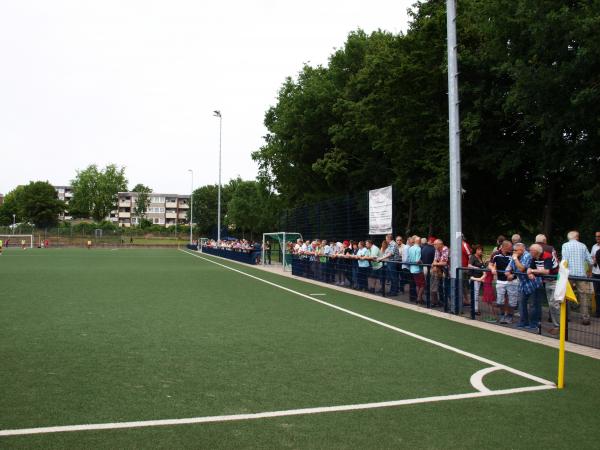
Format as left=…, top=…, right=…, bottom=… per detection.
left=561, top=231, right=593, bottom=325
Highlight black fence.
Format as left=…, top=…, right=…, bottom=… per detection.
left=278, top=186, right=414, bottom=242
left=201, top=246, right=262, bottom=265
left=289, top=255, right=600, bottom=350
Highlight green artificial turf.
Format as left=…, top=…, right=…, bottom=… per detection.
left=1, top=248, right=599, bottom=449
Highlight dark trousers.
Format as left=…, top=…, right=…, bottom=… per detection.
left=387, top=262, right=399, bottom=295
left=399, top=266, right=409, bottom=292
left=358, top=267, right=369, bottom=290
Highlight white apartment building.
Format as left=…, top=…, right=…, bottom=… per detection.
left=117, top=192, right=190, bottom=227
left=54, top=185, right=73, bottom=221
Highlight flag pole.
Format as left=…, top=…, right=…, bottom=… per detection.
left=557, top=300, right=567, bottom=389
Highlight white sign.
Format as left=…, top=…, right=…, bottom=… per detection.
left=369, top=186, right=393, bottom=235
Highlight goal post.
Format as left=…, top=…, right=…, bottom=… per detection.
left=199, top=237, right=209, bottom=252
left=0, top=234, right=34, bottom=248
left=262, top=232, right=303, bottom=271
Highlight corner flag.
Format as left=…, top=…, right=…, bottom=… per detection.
left=554, top=260, right=578, bottom=304
left=555, top=259, right=578, bottom=389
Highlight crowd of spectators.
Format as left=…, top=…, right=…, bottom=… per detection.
left=290, top=230, right=600, bottom=332
left=203, top=239, right=261, bottom=252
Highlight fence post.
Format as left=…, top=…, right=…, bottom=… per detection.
left=470, top=278, right=476, bottom=320
left=450, top=268, right=458, bottom=314
left=425, top=266, right=431, bottom=308
left=382, top=262, right=387, bottom=297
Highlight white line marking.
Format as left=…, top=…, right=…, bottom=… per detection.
left=309, top=293, right=326, bottom=296
left=0, top=385, right=554, bottom=437
left=469, top=366, right=502, bottom=393
left=180, top=250, right=555, bottom=387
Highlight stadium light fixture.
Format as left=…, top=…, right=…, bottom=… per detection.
left=213, top=110, right=222, bottom=242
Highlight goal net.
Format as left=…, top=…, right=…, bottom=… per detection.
left=262, top=232, right=303, bottom=271
left=0, top=234, right=34, bottom=248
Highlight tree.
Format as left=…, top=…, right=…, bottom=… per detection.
left=131, top=183, right=151, bottom=224
left=253, top=0, right=600, bottom=244
left=0, top=185, right=26, bottom=226
left=16, top=181, right=65, bottom=228
left=70, top=164, right=128, bottom=222
left=190, top=183, right=235, bottom=237
left=226, top=178, right=279, bottom=238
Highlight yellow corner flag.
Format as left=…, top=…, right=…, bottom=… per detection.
left=554, top=260, right=578, bottom=304
left=554, top=260, right=578, bottom=389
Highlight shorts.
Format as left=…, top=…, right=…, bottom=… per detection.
left=495, top=280, right=519, bottom=308
left=413, top=272, right=425, bottom=288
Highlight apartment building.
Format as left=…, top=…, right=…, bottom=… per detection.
left=117, top=192, right=190, bottom=227
left=54, top=185, right=73, bottom=221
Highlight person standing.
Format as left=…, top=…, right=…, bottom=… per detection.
left=490, top=240, right=518, bottom=324
left=407, top=236, right=424, bottom=303
left=431, top=239, right=449, bottom=307
left=421, top=237, right=436, bottom=304
left=264, top=240, right=272, bottom=265
left=468, top=245, right=486, bottom=315
left=356, top=241, right=370, bottom=291
left=461, top=236, right=472, bottom=306
left=511, top=243, right=540, bottom=330
left=561, top=231, right=593, bottom=325
left=591, top=231, right=600, bottom=318
left=366, top=240, right=383, bottom=293
left=527, top=244, right=555, bottom=332
left=378, top=234, right=400, bottom=296
left=535, top=233, right=560, bottom=327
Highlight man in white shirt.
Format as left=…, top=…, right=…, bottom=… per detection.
left=561, top=231, right=593, bottom=324
left=592, top=231, right=600, bottom=318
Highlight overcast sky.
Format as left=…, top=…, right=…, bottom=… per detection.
left=0, top=0, right=413, bottom=195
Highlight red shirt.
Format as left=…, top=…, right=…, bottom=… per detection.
left=461, top=241, right=471, bottom=267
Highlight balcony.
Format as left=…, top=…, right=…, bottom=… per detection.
left=119, top=212, right=131, bottom=218
left=166, top=212, right=177, bottom=219
left=178, top=203, right=189, bottom=209
left=119, top=200, right=131, bottom=207
left=165, top=201, right=177, bottom=208
left=178, top=213, right=188, bottom=219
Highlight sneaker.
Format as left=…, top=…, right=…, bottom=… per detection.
left=505, top=315, right=514, bottom=324
left=527, top=324, right=539, bottom=331
left=499, top=314, right=507, bottom=324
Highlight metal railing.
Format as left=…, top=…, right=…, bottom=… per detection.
left=289, top=255, right=600, bottom=349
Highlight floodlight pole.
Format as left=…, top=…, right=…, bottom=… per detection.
left=12, top=214, right=16, bottom=234
left=213, top=110, right=222, bottom=243
left=188, top=169, right=194, bottom=245
left=447, top=0, right=462, bottom=310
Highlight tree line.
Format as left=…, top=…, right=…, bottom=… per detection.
left=252, top=0, right=600, bottom=245
left=0, top=163, right=277, bottom=238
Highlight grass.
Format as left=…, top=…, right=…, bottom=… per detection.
left=0, top=248, right=599, bottom=449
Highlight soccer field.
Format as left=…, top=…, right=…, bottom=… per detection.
left=1, top=248, right=599, bottom=449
